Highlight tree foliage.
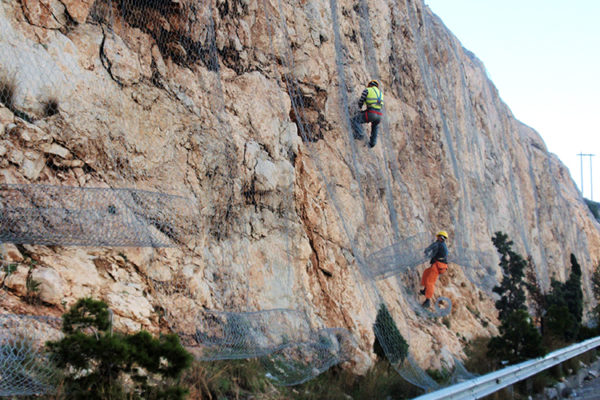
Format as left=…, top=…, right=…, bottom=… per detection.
left=488, top=232, right=545, bottom=364
left=524, top=256, right=545, bottom=326
left=592, top=263, right=600, bottom=322
left=487, top=309, right=545, bottom=364
left=491, top=232, right=527, bottom=321
left=543, top=254, right=583, bottom=341
left=373, top=303, right=408, bottom=364
left=47, top=298, right=192, bottom=400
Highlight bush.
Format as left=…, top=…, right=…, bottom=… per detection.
left=291, top=361, right=422, bottom=400
left=373, top=303, right=408, bottom=364
left=47, top=298, right=192, bottom=400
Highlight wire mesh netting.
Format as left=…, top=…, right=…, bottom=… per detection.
left=0, top=0, right=494, bottom=393
left=150, top=255, right=355, bottom=384
left=365, top=232, right=432, bottom=280
left=262, top=328, right=357, bottom=386
left=259, top=0, right=444, bottom=390
left=129, top=0, right=356, bottom=384
left=152, top=273, right=315, bottom=360
left=0, top=314, right=62, bottom=397
left=0, top=184, right=197, bottom=247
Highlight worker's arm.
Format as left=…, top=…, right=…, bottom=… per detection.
left=358, top=89, right=368, bottom=108
left=424, top=241, right=438, bottom=257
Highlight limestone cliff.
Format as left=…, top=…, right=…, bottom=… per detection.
left=0, top=0, right=599, bottom=373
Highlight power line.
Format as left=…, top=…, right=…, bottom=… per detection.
left=577, top=153, right=595, bottom=200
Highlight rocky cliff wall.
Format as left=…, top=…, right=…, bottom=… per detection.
left=0, top=0, right=599, bottom=372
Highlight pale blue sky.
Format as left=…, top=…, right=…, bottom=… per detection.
left=425, top=0, right=600, bottom=201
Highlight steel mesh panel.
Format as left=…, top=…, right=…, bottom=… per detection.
left=0, top=0, right=487, bottom=391
left=150, top=271, right=317, bottom=361
left=395, top=354, right=441, bottom=391
left=0, top=184, right=197, bottom=247
left=0, top=314, right=62, bottom=397
left=262, top=0, right=477, bottom=391
left=262, top=328, right=356, bottom=386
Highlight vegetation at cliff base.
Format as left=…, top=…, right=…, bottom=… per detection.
left=47, top=298, right=192, bottom=400
left=543, top=254, right=583, bottom=343
left=487, top=232, right=545, bottom=364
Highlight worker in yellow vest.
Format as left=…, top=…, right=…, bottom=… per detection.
left=351, top=79, right=384, bottom=148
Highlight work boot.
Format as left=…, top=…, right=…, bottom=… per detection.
left=422, top=299, right=431, bottom=308
left=419, top=289, right=426, bottom=295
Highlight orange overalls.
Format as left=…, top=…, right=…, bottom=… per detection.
left=421, top=260, right=448, bottom=299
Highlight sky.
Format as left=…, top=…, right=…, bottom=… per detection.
left=424, top=0, right=600, bottom=201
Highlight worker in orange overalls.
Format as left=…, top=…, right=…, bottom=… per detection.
left=420, top=231, right=449, bottom=308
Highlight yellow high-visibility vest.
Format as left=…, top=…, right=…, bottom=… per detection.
left=365, top=86, right=384, bottom=110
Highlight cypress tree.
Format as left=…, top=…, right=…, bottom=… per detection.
left=543, top=254, right=584, bottom=341
left=565, top=254, right=583, bottom=326
left=491, top=232, right=527, bottom=321
left=524, top=256, right=545, bottom=326
left=487, top=232, right=545, bottom=364
left=592, top=263, right=600, bottom=321
left=373, top=303, right=408, bottom=364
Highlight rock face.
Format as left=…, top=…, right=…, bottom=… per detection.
left=0, top=0, right=599, bottom=372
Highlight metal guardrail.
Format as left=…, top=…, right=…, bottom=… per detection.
left=414, top=336, right=600, bottom=400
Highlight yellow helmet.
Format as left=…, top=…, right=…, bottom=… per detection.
left=436, top=230, right=448, bottom=240
left=367, top=79, right=379, bottom=88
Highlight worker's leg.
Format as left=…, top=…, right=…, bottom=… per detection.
left=421, top=265, right=440, bottom=299
left=351, top=112, right=368, bottom=139
left=368, top=113, right=382, bottom=148
left=434, top=261, right=448, bottom=275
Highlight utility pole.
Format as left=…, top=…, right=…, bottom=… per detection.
left=591, top=155, right=594, bottom=201
left=577, top=153, right=595, bottom=200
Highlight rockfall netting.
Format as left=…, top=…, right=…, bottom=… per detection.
left=261, top=0, right=438, bottom=391
left=0, top=183, right=197, bottom=247
left=262, top=328, right=357, bottom=386
left=122, top=0, right=355, bottom=386
left=0, top=0, right=496, bottom=394
left=0, top=314, right=62, bottom=397
left=263, top=0, right=488, bottom=390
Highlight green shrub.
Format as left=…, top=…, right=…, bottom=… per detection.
left=490, top=232, right=527, bottom=321
left=47, top=298, right=192, bottom=400
left=543, top=254, right=583, bottom=343
left=24, top=275, right=41, bottom=305
left=373, top=303, right=408, bottom=364
left=487, top=232, right=545, bottom=365
left=426, top=367, right=450, bottom=384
